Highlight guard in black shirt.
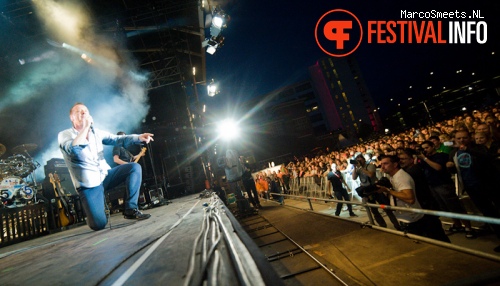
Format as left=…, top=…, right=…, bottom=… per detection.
left=327, top=170, right=357, bottom=217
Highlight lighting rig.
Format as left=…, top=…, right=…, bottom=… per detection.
left=203, top=6, right=229, bottom=55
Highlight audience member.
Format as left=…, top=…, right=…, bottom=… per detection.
left=446, top=130, right=500, bottom=251
left=416, top=142, right=475, bottom=238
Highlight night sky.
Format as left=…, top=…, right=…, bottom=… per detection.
left=205, top=0, right=500, bottom=117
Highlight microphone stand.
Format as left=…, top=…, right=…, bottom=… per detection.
left=145, top=142, right=169, bottom=205
left=160, top=155, right=172, bottom=203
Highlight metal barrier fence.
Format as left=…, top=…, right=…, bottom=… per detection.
left=288, top=171, right=364, bottom=202
left=1, top=203, right=51, bottom=247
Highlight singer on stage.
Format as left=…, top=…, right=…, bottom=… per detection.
left=58, top=102, right=154, bottom=230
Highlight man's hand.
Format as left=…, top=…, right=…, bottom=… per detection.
left=139, top=133, right=154, bottom=143
left=375, top=185, right=389, bottom=193
left=84, top=115, right=93, bottom=130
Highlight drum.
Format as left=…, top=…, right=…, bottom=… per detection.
left=2, top=154, right=36, bottom=178
left=0, top=176, right=33, bottom=207
left=0, top=161, right=12, bottom=178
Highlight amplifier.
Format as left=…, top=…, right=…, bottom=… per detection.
left=44, top=158, right=69, bottom=175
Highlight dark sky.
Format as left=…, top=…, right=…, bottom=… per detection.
left=205, top=0, right=500, bottom=115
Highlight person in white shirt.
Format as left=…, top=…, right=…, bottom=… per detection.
left=377, top=155, right=449, bottom=242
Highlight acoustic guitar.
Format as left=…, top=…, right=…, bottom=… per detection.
left=49, top=173, right=75, bottom=227
left=134, top=147, right=147, bottom=163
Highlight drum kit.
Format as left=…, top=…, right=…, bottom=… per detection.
left=0, top=143, right=40, bottom=208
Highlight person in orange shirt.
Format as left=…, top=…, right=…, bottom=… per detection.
left=255, top=174, right=269, bottom=199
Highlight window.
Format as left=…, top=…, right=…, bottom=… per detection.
left=342, top=92, right=348, bottom=103
left=337, top=80, right=343, bottom=90
left=349, top=110, right=355, bottom=121
left=333, top=69, right=339, bottom=79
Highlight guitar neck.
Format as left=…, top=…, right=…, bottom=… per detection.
left=134, top=147, right=146, bottom=163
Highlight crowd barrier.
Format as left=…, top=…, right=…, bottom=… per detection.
left=256, top=166, right=460, bottom=202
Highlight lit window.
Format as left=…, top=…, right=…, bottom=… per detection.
left=342, top=92, right=348, bottom=103
left=349, top=110, right=355, bottom=121
left=337, top=81, right=343, bottom=90
left=312, top=106, right=318, bottom=111
left=333, top=69, right=339, bottom=78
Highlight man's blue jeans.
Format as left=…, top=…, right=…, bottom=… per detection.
left=78, top=163, right=142, bottom=230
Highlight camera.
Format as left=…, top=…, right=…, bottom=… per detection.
left=349, top=159, right=358, bottom=165
left=355, top=184, right=377, bottom=198
left=377, top=177, right=392, bottom=188
left=355, top=177, right=392, bottom=198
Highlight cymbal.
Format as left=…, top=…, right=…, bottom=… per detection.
left=12, top=143, right=38, bottom=154
left=0, top=143, right=5, bottom=156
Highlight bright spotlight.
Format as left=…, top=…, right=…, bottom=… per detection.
left=205, top=35, right=225, bottom=55
left=212, top=16, right=224, bottom=29
left=206, top=45, right=217, bottom=55
left=212, top=9, right=229, bottom=29
left=217, top=119, right=240, bottom=141
left=207, top=79, right=219, bottom=97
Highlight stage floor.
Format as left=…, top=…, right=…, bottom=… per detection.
left=1, top=194, right=499, bottom=285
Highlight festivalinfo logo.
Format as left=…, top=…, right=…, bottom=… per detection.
left=315, top=9, right=488, bottom=57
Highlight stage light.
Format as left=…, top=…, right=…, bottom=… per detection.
left=212, top=9, right=229, bottom=30
left=217, top=119, right=240, bottom=141
left=205, top=35, right=225, bottom=55
left=206, top=45, right=217, bottom=55
left=207, top=79, right=219, bottom=97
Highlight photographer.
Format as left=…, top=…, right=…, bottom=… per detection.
left=352, top=154, right=400, bottom=229
left=377, top=155, right=449, bottom=242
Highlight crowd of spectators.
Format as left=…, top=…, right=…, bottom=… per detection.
left=254, top=104, right=500, bottom=251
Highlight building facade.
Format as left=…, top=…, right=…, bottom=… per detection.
left=309, top=56, right=383, bottom=142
